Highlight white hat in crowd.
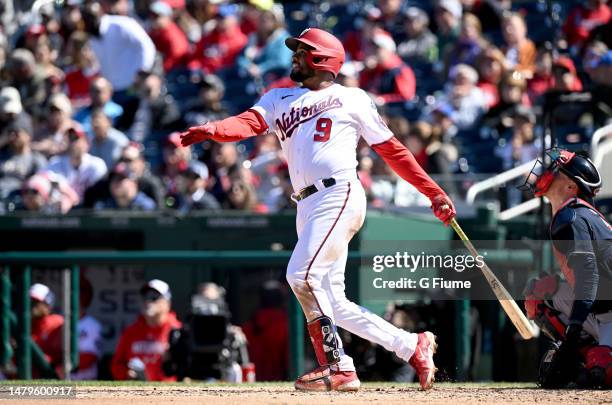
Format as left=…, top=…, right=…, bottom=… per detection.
left=437, top=0, right=463, bottom=20
left=29, top=283, right=55, bottom=306
left=140, top=279, right=172, bottom=301
left=0, top=87, right=23, bottom=115
left=150, top=1, right=173, bottom=17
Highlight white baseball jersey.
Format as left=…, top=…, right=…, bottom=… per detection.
left=252, top=84, right=394, bottom=192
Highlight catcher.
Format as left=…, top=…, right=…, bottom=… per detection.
left=522, top=149, right=612, bottom=388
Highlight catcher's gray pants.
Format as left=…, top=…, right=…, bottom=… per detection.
left=551, top=281, right=612, bottom=346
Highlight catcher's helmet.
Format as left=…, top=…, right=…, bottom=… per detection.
left=285, top=28, right=345, bottom=77
left=521, top=149, right=601, bottom=198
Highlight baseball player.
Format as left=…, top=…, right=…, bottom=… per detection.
left=180, top=28, right=456, bottom=391
left=522, top=149, right=612, bottom=387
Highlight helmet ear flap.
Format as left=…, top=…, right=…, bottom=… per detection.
left=304, top=51, right=336, bottom=77
left=304, top=51, right=316, bottom=70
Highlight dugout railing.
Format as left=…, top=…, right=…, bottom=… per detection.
left=0, top=247, right=538, bottom=382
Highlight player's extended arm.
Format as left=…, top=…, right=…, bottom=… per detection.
left=372, top=136, right=456, bottom=225
left=180, top=109, right=269, bottom=147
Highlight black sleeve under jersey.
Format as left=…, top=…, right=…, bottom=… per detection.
left=552, top=208, right=599, bottom=325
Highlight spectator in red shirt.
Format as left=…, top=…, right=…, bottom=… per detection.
left=64, top=31, right=100, bottom=108
left=187, top=5, right=247, bottom=74
left=240, top=0, right=269, bottom=36
left=359, top=29, right=416, bottom=105
left=148, top=1, right=189, bottom=73
left=563, top=0, right=611, bottom=51
left=551, top=56, right=583, bottom=92
left=111, top=279, right=182, bottom=381
left=476, top=46, right=508, bottom=108
left=30, top=283, right=64, bottom=376
left=527, top=46, right=554, bottom=104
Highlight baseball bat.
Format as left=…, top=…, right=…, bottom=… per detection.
left=449, top=217, right=535, bottom=340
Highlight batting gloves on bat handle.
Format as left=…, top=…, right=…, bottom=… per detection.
left=179, top=122, right=215, bottom=147
left=430, top=194, right=456, bottom=226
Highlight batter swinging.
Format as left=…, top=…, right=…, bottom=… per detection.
left=180, top=28, right=456, bottom=392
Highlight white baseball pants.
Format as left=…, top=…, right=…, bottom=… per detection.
left=286, top=179, right=418, bottom=372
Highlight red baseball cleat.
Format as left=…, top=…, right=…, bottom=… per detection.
left=294, top=366, right=361, bottom=392
left=409, top=331, right=438, bottom=390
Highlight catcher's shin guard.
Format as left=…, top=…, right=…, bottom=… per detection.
left=307, top=316, right=341, bottom=366
left=585, top=345, right=612, bottom=387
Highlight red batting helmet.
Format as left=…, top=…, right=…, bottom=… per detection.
left=285, top=28, right=345, bottom=77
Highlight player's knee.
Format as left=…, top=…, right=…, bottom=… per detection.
left=285, top=268, right=312, bottom=295
left=285, top=270, right=302, bottom=290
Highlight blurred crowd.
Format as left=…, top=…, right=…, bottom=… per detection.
left=0, top=0, right=611, bottom=214
left=19, top=277, right=289, bottom=382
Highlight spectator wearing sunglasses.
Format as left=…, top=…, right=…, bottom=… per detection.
left=111, top=279, right=181, bottom=381
left=9, top=173, right=79, bottom=214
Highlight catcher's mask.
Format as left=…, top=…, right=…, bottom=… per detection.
left=519, top=148, right=601, bottom=198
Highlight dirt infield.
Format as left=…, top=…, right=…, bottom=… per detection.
left=5, top=383, right=612, bottom=405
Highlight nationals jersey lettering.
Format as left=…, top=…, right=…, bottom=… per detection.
left=275, top=95, right=343, bottom=140
left=252, top=84, right=393, bottom=191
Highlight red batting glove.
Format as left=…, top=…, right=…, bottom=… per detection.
left=179, top=122, right=216, bottom=147
left=430, top=194, right=456, bottom=226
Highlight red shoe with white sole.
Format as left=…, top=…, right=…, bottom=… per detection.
left=294, top=366, right=361, bottom=392
left=409, top=331, right=438, bottom=390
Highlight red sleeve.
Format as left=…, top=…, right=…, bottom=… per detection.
left=210, top=109, right=269, bottom=142
left=371, top=136, right=445, bottom=200
left=111, top=330, right=131, bottom=380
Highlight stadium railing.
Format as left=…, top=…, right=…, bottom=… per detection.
left=0, top=250, right=363, bottom=381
